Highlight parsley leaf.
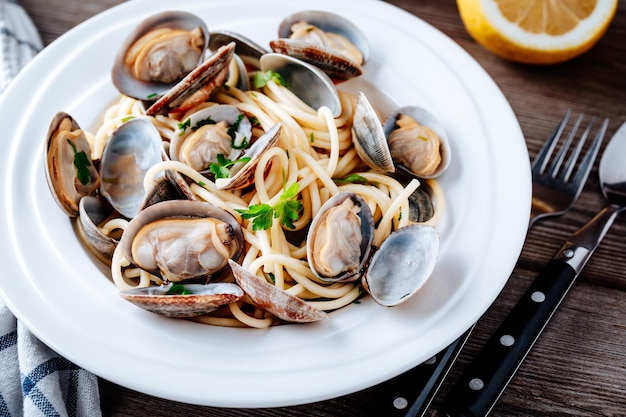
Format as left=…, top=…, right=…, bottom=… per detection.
left=237, top=204, right=274, bottom=231
left=177, top=118, right=191, bottom=134
left=333, top=174, right=370, bottom=185
left=209, top=154, right=252, bottom=179
left=166, top=283, right=193, bottom=295
left=67, top=139, right=91, bottom=185
left=235, top=183, right=302, bottom=230
left=253, top=71, right=289, bottom=88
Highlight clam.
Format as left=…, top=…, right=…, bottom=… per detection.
left=306, top=191, right=440, bottom=306
left=214, top=122, right=282, bottom=191
left=352, top=92, right=451, bottom=179
left=146, top=42, right=236, bottom=116
left=112, top=11, right=209, bottom=101
left=259, top=53, right=341, bottom=117
left=99, top=118, right=164, bottom=219
left=121, top=282, right=244, bottom=318
left=306, top=192, right=374, bottom=282
left=362, top=224, right=439, bottom=307
left=170, top=104, right=253, bottom=172
left=44, top=112, right=100, bottom=217
left=118, top=200, right=244, bottom=283
left=270, top=10, right=369, bottom=81
left=229, top=260, right=329, bottom=323
left=383, top=106, right=451, bottom=179
left=77, top=196, right=119, bottom=263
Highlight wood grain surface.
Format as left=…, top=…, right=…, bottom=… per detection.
left=17, top=0, right=626, bottom=416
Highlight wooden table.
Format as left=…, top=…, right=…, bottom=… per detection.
left=19, top=0, right=626, bottom=415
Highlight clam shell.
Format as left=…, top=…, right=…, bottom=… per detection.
left=121, top=282, right=243, bottom=318
left=306, top=192, right=374, bottom=282
left=77, top=196, right=118, bottom=263
left=99, top=118, right=163, bottom=219
left=271, top=10, right=369, bottom=81
left=259, top=53, right=341, bottom=117
left=146, top=42, right=235, bottom=116
left=229, top=260, right=328, bottom=323
left=351, top=92, right=395, bottom=173
left=215, top=122, right=282, bottom=191
left=208, top=29, right=268, bottom=61
left=111, top=11, right=209, bottom=101
left=362, top=224, right=439, bottom=307
left=382, top=105, right=451, bottom=179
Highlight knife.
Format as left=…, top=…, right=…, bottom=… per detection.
left=441, top=122, right=626, bottom=417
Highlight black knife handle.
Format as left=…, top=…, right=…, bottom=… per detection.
left=443, top=258, right=578, bottom=417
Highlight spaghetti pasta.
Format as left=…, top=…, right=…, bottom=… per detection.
left=90, top=77, right=444, bottom=328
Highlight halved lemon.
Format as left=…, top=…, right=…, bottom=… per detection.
left=456, top=0, right=618, bottom=64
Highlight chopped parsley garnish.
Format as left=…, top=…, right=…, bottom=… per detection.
left=67, top=139, right=91, bottom=185
left=228, top=114, right=249, bottom=149
left=166, top=283, right=193, bottom=295
left=236, top=182, right=302, bottom=231
left=209, top=154, right=251, bottom=179
left=121, top=116, right=135, bottom=123
left=146, top=93, right=158, bottom=100
left=192, top=116, right=216, bottom=130
left=253, top=70, right=289, bottom=88
left=333, top=174, right=371, bottom=185
left=309, top=132, right=315, bottom=143
left=177, top=118, right=191, bottom=134
left=249, top=116, right=260, bottom=127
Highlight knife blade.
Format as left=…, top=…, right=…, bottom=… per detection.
left=441, top=203, right=623, bottom=417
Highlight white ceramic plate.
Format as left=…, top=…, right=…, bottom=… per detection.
left=0, top=0, right=530, bottom=408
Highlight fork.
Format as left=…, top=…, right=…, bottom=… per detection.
left=372, top=110, right=609, bottom=417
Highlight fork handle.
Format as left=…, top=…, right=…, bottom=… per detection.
left=442, top=258, right=577, bottom=417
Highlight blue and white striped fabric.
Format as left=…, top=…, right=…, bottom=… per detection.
left=0, top=1, right=102, bottom=416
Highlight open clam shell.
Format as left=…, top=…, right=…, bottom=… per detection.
left=146, top=42, right=236, bottom=116
left=306, top=192, right=374, bottom=283
left=121, top=282, right=244, bottom=318
left=77, top=196, right=119, bottom=263
left=260, top=53, right=341, bottom=117
left=170, top=104, right=253, bottom=172
left=362, top=224, right=439, bottom=307
left=118, top=200, right=244, bottom=283
left=229, top=260, right=328, bottom=323
left=270, top=10, right=369, bottom=81
left=215, top=122, right=282, bottom=191
left=111, top=11, right=209, bottom=101
left=99, top=118, right=163, bottom=219
left=45, top=112, right=100, bottom=217
left=382, top=106, right=451, bottom=179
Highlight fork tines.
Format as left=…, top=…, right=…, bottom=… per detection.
left=532, top=110, right=609, bottom=185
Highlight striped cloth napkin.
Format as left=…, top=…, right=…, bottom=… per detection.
left=0, top=1, right=102, bottom=416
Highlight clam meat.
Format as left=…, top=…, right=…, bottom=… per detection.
left=306, top=192, right=374, bottom=282
left=118, top=200, right=244, bottom=282
left=387, top=114, right=442, bottom=178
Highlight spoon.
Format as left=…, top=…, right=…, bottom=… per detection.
left=442, top=121, right=626, bottom=417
